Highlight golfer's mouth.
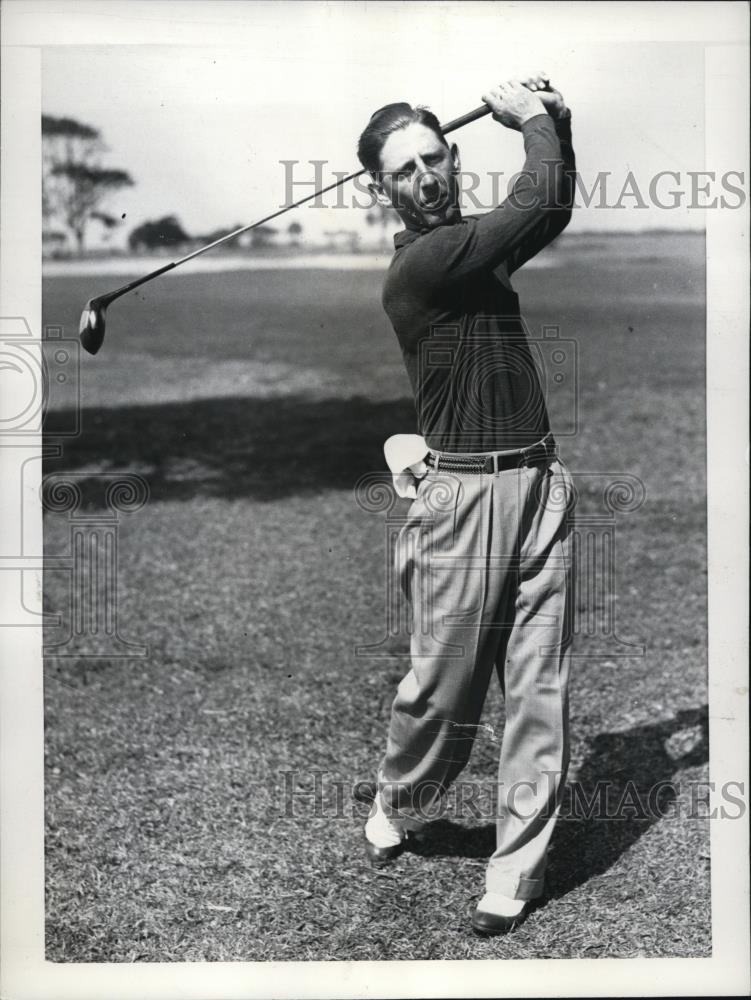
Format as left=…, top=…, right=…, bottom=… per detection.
left=417, top=200, right=457, bottom=225
left=419, top=194, right=448, bottom=211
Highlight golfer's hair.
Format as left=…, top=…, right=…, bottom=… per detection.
left=357, top=102, right=446, bottom=176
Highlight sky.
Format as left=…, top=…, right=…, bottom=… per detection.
left=39, top=3, right=712, bottom=249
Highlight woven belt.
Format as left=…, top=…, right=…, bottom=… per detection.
left=426, top=435, right=557, bottom=474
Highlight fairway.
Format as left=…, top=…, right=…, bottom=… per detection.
left=42, top=231, right=710, bottom=960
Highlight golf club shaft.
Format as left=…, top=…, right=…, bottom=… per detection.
left=99, top=103, right=492, bottom=305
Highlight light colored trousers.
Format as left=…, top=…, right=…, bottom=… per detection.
left=378, top=456, right=575, bottom=900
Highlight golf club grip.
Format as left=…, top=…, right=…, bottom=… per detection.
left=440, top=104, right=492, bottom=136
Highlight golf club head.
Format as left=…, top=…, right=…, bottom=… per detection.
left=79, top=297, right=108, bottom=355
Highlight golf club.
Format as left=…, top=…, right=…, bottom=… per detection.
left=78, top=103, right=493, bottom=355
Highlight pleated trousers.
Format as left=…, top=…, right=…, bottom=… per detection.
left=378, top=455, right=575, bottom=899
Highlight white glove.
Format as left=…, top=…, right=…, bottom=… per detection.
left=383, top=434, right=429, bottom=499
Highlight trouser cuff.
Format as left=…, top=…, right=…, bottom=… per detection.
left=377, top=772, right=445, bottom=831
left=485, top=871, right=545, bottom=900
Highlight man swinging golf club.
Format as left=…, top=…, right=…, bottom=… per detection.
left=357, top=73, right=577, bottom=936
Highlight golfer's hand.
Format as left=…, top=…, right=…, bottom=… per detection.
left=521, top=71, right=569, bottom=120
left=482, top=81, right=547, bottom=131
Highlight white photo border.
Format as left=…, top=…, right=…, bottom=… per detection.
left=1, top=2, right=748, bottom=997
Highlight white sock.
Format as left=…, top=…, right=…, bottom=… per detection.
left=476, top=892, right=527, bottom=918
left=364, top=794, right=405, bottom=848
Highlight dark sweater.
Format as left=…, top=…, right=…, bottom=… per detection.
left=382, top=112, right=576, bottom=452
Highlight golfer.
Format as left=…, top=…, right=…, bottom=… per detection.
left=356, top=74, right=577, bottom=935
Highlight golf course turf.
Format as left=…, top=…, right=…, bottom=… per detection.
left=42, top=231, right=710, bottom=960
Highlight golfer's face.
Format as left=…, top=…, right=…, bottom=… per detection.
left=378, top=123, right=460, bottom=229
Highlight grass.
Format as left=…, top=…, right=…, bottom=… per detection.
left=42, top=230, right=710, bottom=960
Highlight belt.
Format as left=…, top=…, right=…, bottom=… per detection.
left=426, top=435, right=557, bottom=474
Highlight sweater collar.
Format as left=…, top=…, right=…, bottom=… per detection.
left=394, top=215, right=466, bottom=249
left=393, top=227, right=424, bottom=249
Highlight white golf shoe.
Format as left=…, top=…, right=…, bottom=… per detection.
left=472, top=892, right=532, bottom=935
left=363, top=794, right=407, bottom=863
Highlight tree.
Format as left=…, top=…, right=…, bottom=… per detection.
left=42, top=115, right=134, bottom=252
left=128, top=216, right=190, bottom=252
left=250, top=224, right=278, bottom=249
left=195, top=224, right=244, bottom=249
left=323, top=229, right=361, bottom=253
left=90, top=211, right=119, bottom=245
left=42, top=116, right=99, bottom=231
left=287, top=220, right=303, bottom=246
left=51, top=164, right=134, bottom=251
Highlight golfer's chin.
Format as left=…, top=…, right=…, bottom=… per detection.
left=415, top=203, right=461, bottom=230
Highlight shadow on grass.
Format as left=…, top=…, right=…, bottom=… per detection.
left=44, top=394, right=417, bottom=505
left=407, top=706, right=709, bottom=899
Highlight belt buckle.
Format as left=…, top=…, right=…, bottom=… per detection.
left=521, top=437, right=554, bottom=467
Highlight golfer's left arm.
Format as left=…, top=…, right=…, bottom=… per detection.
left=396, top=85, right=574, bottom=295
left=504, top=108, right=576, bottom=275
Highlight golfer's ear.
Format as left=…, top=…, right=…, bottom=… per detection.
left=450, top=142, right=461, bottom=173
left=368, top=179, right=392, bottom=208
